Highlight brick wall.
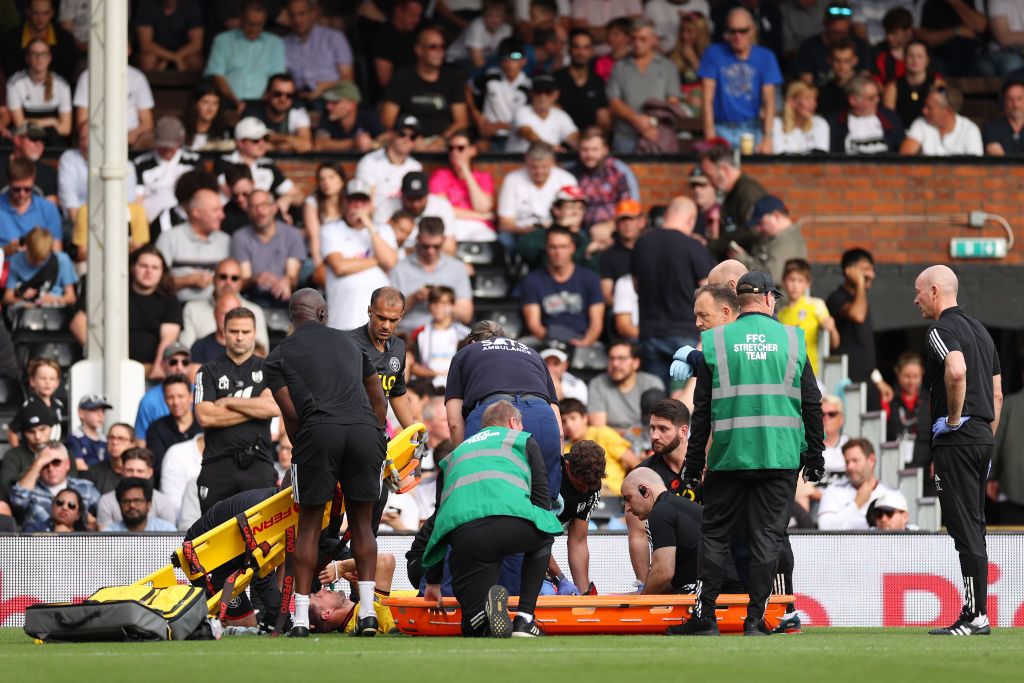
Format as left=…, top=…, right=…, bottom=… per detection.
left=276, top=156, right=1024, bottom=266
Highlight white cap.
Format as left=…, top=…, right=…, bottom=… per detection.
left=540, top=348, right=568, bottom=363
left=873, top=490, right=908, bottom=512
left=234, top=117, right=269, bottom=141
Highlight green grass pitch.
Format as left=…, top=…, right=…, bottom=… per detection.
left=2, top=627, right=1023, bottom=683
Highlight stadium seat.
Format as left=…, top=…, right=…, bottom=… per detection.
left=570, top=342, right=608, bottom=373
left=0, top=376, right=24, bottom=407
left=264, top=307, right=290, bottom=333
left=477, top=302, right=522, bottom=338
left=456, top=241, right=500, bottom=266
left=10, top=307, right=72, bottom=333
left=471, top=266, right=511, bottom=299
left=15, top=339, right=82, bottom=370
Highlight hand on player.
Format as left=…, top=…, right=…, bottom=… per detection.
left=932, top=415, right=970, bottom=437
left=555, top=576, right=580, bottom=596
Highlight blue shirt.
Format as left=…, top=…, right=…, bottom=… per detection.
left=0, top=193, right=63, bottom=244
left=284, top=24, right=353, bottom=92
left=105, top=515, right=178, bottom=532
left=204, top=29, right=287, bottom=101
left=11, top=477, right=101, bottom=532
left=69, top=428, right=107, bottom=467
left=698, top=43, right=783, bottom=123
left=135, top=384, right=169, bottom=439
left=6, top=251, right=77, bottom=296
left=520, top=266, right=603, bottom=340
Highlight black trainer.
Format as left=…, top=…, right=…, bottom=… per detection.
left=666, top=616, right=720, bottom=636
left=743, top=616, right=772, bottom=636
left=512, top=615, right=545, bottom=637
left=286, top=625, right=309, bottom=637
left=772, top=611, right=802, bottom=634
left=928, top=610, right=991, bottom=636
left=484, top=585, right=513, bottom=638
left=351, top=614, right=379, bottom=637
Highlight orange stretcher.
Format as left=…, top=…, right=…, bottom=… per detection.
left=385, top=594, right=793, bottom=636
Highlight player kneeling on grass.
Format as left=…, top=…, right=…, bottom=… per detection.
left=544, top=440, right=606, bottom=595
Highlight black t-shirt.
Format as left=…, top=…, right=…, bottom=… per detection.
left=135, top=0, right=204, bottom=51
left=630, top=229, right=714, bottom=340
left=347, top=324, right=407, bottom=399
left=382, top=66, right=465, bottom=138
left=982, top=118, right=1024, bottom=155
left=924, top=306, right=1000, bottom=446
left=263, top=321, right=379, bottom=428
left=647, top=491, right=703, bottom=589
left=185, top=487, right=277, bottom=541
left=598, top=238, right=632, bottom=282
left=556, top=460, right=600, bottom=525
left=190, top=333, right=226, bottom=365
left=318, top=109, right=385, bottom=141
left=146, top=415, right=202, bottom=484
left=196, top=354, right=273, bottom=463
left=714, top=174, right=767, bottom=258
left=128, top=289, right=184, bottom=364
left=0, top=155, right=58, bottom=197
left=921, top=0, right=978, bottom=30
left=553, top=66, right=608, bottom=131
left=444, top=337, right=558, bottom=418
left=816, top=80, right=848, bottom=119
left=371, top=23, right=418, bottom=72
left=825, top=285, right=876, bottom=383
left=639, top=452, right=685, bottom=494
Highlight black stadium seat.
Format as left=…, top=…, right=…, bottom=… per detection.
left=456, top=241, right=500, bottom=266
left=471, top=266, right=511, bottom=299
left=10, top=307, right=72, bottom=333
left=570, top=341, right=608, bottom=373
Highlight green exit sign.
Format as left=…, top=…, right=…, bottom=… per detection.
left=950, top=237, right=1008, bottom=259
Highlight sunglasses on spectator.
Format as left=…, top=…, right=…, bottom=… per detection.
left=53, top=499, right=77, bottom=510
left=243, top=136, right=270, bottom=143
left=448, top=144, right=468, bottom=152
left=397, top=130, right=420, bottom=140
left=823, top=410, right=841, bottom=418
left=9, top=186, right=33, bottom=194
left=827, top=7, right=853, bottom=18
left=876, top=509, right=898, bottom=518
left=166, top=357, right=190, bottom=367
left=217, top=274, right=241, bottom=281
left=725, top=27, right=751, bottom=35
left=423, top=43, right=445, bottom=51
left=271, top=90, right=294, bottom=99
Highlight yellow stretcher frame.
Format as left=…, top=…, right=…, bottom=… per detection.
left=135, top=423, right=427, bottom=615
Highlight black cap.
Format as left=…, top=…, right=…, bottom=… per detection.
left=531, top=73, right=558, bottom=93
left=401, top=171, right=429, bottom=198
left=497, top=37, right=526, bottom=61
left=747, top=194, right=787, bottom=229
left=18, top=400, right=58, bottom=430
left=397, top=115, right=421, bottom=135
left=736, top=271, right=783, bottom=297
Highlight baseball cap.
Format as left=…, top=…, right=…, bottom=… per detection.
left=79, top=394, right=113, bottom=411
left=554, top=185, right=587, bottom=204
left=234, top=117, right=269, bottom=141
left=153, top=116, right=186, bottom=148
left=540, top=348, right=568, bottom=363
left=531, top=73, right=559, bottom=94
left=615, top=199, right=643, bottom=219
left=497, top=37, right=526, bottom=61
left=396, top=115, right=421, bottom=136
left=867, top=490, right=908, bottom=526
left=163, top=342, right=191, bottom=360
left=401, top=171, right=429, bottom=198
left=687, top=167, right=710, bottom=186
left=19, top=400, right=58, bottom=429
left=13, top=122, right=46, bottom=141
left=736, top=271, right=783, bottom=298
left=323, top=81, right=361, bottom=103
left=747, top=195, right=787, bottom=229
left=345, top=177, right=372, bottom=199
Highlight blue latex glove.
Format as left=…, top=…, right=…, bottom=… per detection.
left=932, top=415, right=970, bottom=437
left=555, top=577, right=580, bottom=596
left=540, top=580, right=557, bottom=596
left=669, top=345, right=697, bottom=383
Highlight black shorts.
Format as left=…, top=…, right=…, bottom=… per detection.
left=193, top=563, right=253, bottom=620
left=292, top=423, right=386, bottom=505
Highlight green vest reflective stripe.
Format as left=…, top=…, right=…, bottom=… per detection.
left=702, top=314, right=807, bottom=471
left=422, top=426, right=562, bottom=568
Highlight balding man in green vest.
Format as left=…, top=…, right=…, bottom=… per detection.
left=422, top=400, right=563, bottom=638
left=672, top=271, right=824, bottom=636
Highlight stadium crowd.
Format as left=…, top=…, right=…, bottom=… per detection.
left=0, top=0, right=1022, bottom=544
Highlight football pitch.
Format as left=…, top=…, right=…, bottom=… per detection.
left=2, top=627, right=1022, bottom=683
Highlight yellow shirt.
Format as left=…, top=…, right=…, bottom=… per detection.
left=342, top=589, right=418, bottom=634
left=565, top=425, right=633, bottom=496
left=72, top=203, right=150, bottom=251
left=778, top=295, right=830, bottom=376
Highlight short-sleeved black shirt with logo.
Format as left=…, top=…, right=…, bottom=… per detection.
left=348, top=324, right=407, bottom=399
left=195, top=354, right=272, bottom=464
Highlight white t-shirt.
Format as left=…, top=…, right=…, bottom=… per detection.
left=73, top=66, right=155, bottom=130
left=378, top=491, right=421, bottom=532
left=506, top=105, right=579, bottom=153
left=646, top=0, right=712, bottom=54
left=772, top=115, right=830, bottom=154
left=59, top=0, right=91, bottom=43
left=282, top=107, right=312, bottom=135
left=844, top=113, right=887, bottom=155
left=497, top=166, right=578, bottom=230
left=159, top=436, right=203, bottom=524
left=448, top=16, right=513, bottom=62
left=355, top=148, right=423, bottom=222
left=409, top=194, right=457, bottom=242
left=817, top=480, right=898, bottom=530
left=906, top=115, right=984, bottom=156
left=415, top=321, right=470, bottom=388
left=991, top=0, right=1024, bottom=33
left=321, top=219, right=398, bottom=331
left=822, top=434, right=851, bottom=473
left=482, top=72, right=531, bottom=127
left=6, top=71, right=73, bottom=118
left=612, top=274, right=639, bottom=329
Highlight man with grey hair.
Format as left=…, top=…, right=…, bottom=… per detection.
left=156, top=187, right=231, bottom=301
left=132, top=116, right=200, bottom=221
left=900, top=85, right=983, bottom=157
left=828, top=74, right=904, bottom=155
left=497, top=142, right=578, bottom=242
left=10, top=441, right=100, bottom=532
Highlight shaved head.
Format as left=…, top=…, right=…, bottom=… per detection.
left=623, top=467, right=665, bottom=493
left=289, top=288, right=327, bottom=326
left=708, top=259, right=749, bottom=290
left=918, top=265, right=959, bottom=295
left=621, top=467, right=667, bottom=521
left=914, top=265, right=959, bottom=320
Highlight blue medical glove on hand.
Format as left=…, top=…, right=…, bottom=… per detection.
left=932, top=415, right=970, bottom=437
left=669, top=345, right=697, bottom=383
left=540, top=580, right=557, bottom=596
left=555, top=577, right=580, bottom=596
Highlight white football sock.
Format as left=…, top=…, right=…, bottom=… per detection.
left=517, top=612, right=533, bottom=623
left=293, top=593, right=310, bottom=628
left=358, top=581, right=376, bottom=619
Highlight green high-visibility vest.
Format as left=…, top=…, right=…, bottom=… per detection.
left=702, top=314, right=808, bottom=471
left=422, top=426, right=562, bottom=568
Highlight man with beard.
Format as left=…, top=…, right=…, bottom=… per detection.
left=106, top=477, right=176, bottom=531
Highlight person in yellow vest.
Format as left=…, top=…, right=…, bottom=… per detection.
left=671, top=271, right=824, bottom=637
left=422, top=400, right=563, bottom=638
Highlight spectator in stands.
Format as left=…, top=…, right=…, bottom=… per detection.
left=231, top=189, right=306, bottom=307
left=322, top=178, right=398, bottom=331
left=133, top=117, right=200, bottom=222
left=57, top=0, right=88, bottom=57
left=96, top=447, right=176, bottom=529
left=448, top=0, right=513, bottom=71
left=599, top=199, right=644, bottom=303
left=514, top=0, right=569, bottom=45
left=647, top=0, right=711, bottom=55
left=517, top=185, right=599, bottom=272
left=3, top=226, right=76, bottom=309
left=507, top=73, right=579, bottom=153
left=10, top=441, right=99, bottom=533
left=991, top=384, right=1024, bottom=523
left=468, top=37, right=532, bottom=151
left=428, top=130, right=495, bottom=242
left=216, top=117, right=303, bottom=218
left=82, top=422, right=135, bottom=495
left=398, top=171, right=457, bottom=251
left=135, top=345, right=188, bottom=446
left=866, top=490, right=911, bottom=531
left=612, top=274, right=639, bottom=341
left=608, top=18, right=681, bottom=154
left=630, top=197, right=713, bottom=386
left=815, top=40, right=859, bottom=119
left=828, top=75, right=905, bottom=155
left=72, top=202, right=148, bottom=265
left=44, top=486, right=88, bottom=532
left=560, top=397, right=638, bottom=496
left=778, top=258, right=838, bottom=377
left=900, top=84, right=983, bottom=156
left=157, top=188, right=231, bottom=301
left=984, top=80, right=1024, bottom=156
left=219, top=164, right=255, bottom=236
left=554, top=29, right=611, bottom=133
left=204, top=0, right=286, bottom=108
left=539, top=347, right=587, bottom=404
left=381, top=25, right=468, bottom=152
left=699, top=145, right=767, bottom=259
left=180, top=258, right=270, bottom=353
left=587, top=340, right=665, bottom=439
left=529, top=24, right=570, bottom=75
left=314, top=82, right=383, bottom=153
left=3, top=390, right=62, bottom=477
left=106, top=478, right=177, bottom=532
left=711, top=0, right=784, bottom=61
left=355, top=114, right=423, bottom=224
left=146, top=375, right=202, bottom=479
left=734, top=195, right=808, bottom=283
left=497, top=141, right=577, bottom=245
left=569, top=128, right=639, bottom=235
left=885, top=351, right=925, bottom=444
left=302, top=162, right=345, bottom=269
left=571, top=0, right=643, bottom=51
left=781, top=0, right=828, bottom=63
left=698, top=8, right=781, bottom=152
left=6, top=39, right=72, bottom=145
left=72, top=56, right=155, bottom=149
left=916, top=0, right=986, bottom=77
left=521, top=226, right=604, bottom=346
left=883, top=41, right=942, bottom=130
left=60, top=122, right=133, bottom=225
left=1, top=122, right=59, bottom=204
left=371, top=0, right=425, bottom=92
left=135, top=0, right=205, bottom=72
left=670, top=10, right=711, bottom=114
left=409, top=285, right=470, bottom=388
left=796, top=2, right=870, bottom=87
left=0, top=0, right=76, bottom=83
left=870, top=7, right=915, bottom=85
left=774, top=80, right=830, bottom=154
left=593, top=17, right=632, bottom=81
left=247, top=73, right=313, bottom=153
left=182, top=79, right=232, bottom=151
left=0, top=158, right=62, bottom=251
left=390, top=217, right=473, bottom=333
left=189, top=292, right=240, bottom=366
left=687, top=166, right=718, bottom=240
left=162, top=435, right=204, bottom=527
left=817, top=438, right=897, bottom=530
left=284, top=0, right=354, bottom=105
left=128, top=245, right=183, bottom=380
left=978, top=1, right=1024, bottom=76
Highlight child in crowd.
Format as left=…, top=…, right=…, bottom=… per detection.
left=469, top=37, right=531, bottom=150
left=7, top=357, right=66, bottom=447
left=559, top=397, right=638, bottom=496
left=2, top=227, right=78, bottom=311
left=448, top=0, right=513, bottom=72
left=411, top=286, right=470, bottom=389
left=390, top=209, right=417, bottom=257
left=872, top=8, right=915, bottom=85
left=68, top=394, right=113, bottom=472
left=777, top=258, right=839, bottom=377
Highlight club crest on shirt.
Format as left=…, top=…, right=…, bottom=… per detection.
left=388, top=357, right=401, bottom=373
left=252, top=370, right=263, bottom=383
left=218, top=375, right=230, bottom=391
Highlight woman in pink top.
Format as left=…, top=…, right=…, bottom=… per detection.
left=428, top=130, right=496, bottom=242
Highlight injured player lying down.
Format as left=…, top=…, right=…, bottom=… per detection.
left=308, top=551, right=415, bottom=634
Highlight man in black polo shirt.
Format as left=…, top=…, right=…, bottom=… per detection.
left=264, top=289, right=388, bottom=638
left=553, top=29, right=610, bottom=133
left=546, top=440, right=605, bottom=595
left=347, top=286, right=416, bottom=428
left=915, top=265, right=1002, bottom=636
left=194, top=307, right=279, bottom=513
